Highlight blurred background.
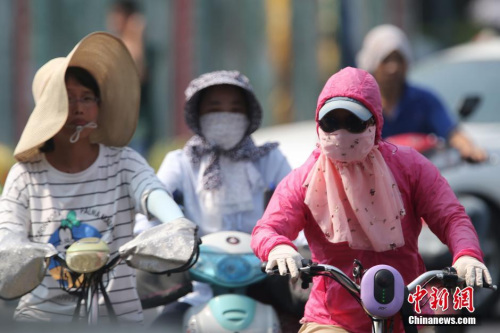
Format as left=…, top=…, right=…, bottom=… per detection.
left=0, top=0, right=494, bottom=171
left=2, top=0, right=500, bottom=331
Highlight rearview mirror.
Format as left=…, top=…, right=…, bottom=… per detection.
left=457, top=95, right=481, bottom=120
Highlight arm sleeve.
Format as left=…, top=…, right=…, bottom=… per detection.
left=124, top=148, right=171, bottom=217
left=132, top=150, right=185, bottom=234
left=146, top=189, right=184, bottom=223
left=0, top=164, right=31, bottom=236
left=0, top=165, right=58, bottom=299
left=251, top=167, right=309, bottom=261
left=410, top=150, right=483, bottom=263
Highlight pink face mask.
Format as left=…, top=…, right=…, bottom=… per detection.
left=319, top=125, right=376, bottom=163
left=305, top=124, right=405, bottom=252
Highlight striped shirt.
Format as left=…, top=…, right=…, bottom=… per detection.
left=0, top=145, right=165, bottom=323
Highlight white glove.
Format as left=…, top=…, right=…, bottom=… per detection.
left=266, top=244, right=304, bottom=282
left=453, top=255, right=492, bottom=287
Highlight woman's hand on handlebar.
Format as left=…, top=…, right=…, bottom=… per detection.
left=266, top=244, right=304, bottom=282
left=453, top=255, right=492, bottom=288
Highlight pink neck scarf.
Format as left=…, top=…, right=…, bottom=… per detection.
left=304, top=127, right=406, bottom=252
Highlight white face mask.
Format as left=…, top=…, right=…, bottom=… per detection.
left=200, top=112, right=249, bottom=150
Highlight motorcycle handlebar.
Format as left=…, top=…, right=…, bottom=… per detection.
left=261, top=260, right=497, bottom=291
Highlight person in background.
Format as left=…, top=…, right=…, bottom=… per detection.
left=139, top=70, right=291, bottom=238
left=0, top=32, right=185, bottom=323
left=137, top=70, right=292, bottom=324
left=251, top=67, right=491, bottom=332
left=107, top=0, right=155, bottom=157
left=356, top=24, right=487, bottom=163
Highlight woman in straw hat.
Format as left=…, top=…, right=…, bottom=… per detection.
left=0, top=32, right=187, bottom=323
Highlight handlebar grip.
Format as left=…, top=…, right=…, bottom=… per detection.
left=261, top=259, right=312, bottom=273
left=442, top=267, right=497, bottom=290
left=260, top=260, right=313, bottom=290
left=260, top=261, right=281, bottom=275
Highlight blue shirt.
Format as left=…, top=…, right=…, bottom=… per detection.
left=381, top=83, right=457, bottom=139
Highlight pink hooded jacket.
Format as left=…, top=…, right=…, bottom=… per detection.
left=251, top=67, right=483, bottom=332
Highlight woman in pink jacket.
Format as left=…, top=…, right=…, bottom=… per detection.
left=251, top=67, right=491, bottom=332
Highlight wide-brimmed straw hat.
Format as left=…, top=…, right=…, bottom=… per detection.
left=14, top=31, right=140, bottom=162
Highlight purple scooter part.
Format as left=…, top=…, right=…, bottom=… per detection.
left=360, top=265, right=405, bottom=318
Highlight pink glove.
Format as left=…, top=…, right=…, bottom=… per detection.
left=265, top=244, right=303, bottom=282
left=453, top=255, right=492, bottom=287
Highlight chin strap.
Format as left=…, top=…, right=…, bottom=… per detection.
left=70, top=122, right=98, bottom=143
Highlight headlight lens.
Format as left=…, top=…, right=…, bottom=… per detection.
left=217, top=256, right=252, bottom=282
left=65, top=237, right=110, bottom=273
left=66, top=251, right=109, bottom=273
left=190, top=251, right=264, bottom=287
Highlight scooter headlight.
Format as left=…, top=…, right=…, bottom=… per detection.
left=217, top=256, right=252, bottom=282
left=190, top=252, right=265, bottom=288
left=65, top=237, right=110, bottom=273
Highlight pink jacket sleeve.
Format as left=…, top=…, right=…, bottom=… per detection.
left=404, top=147, right=484, bottom=263
left=251, top=151, right=318, bottom=261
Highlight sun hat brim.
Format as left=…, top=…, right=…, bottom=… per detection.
left=318, top=97, right=373, bottom=121
left=14, top=32, right=140, bottom=162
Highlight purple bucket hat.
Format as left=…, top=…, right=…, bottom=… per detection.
left=184, top=70, right=263, bottom=136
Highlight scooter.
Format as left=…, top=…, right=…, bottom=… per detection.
left=52, top=237, right=118, bottom=325
left=385, top=95, right=483, bottom=168
left=266, top=259, right=497, bottom=333
left=0, top=219, right=199, bottom=327
left=182, top=230, right=281, bottom=333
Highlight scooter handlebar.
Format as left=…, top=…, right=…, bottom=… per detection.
left=262, top=260, right=497, bottom=291
left=260, top=259, right=312, bottom=274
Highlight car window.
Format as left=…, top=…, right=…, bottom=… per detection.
left=409, top=60, right=500, bottom=123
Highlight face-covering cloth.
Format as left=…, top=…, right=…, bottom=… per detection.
left=184, top=112, right=277, bottom=227
left=304, top=126, right=406, bottom=251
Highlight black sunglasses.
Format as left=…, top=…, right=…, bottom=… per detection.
left=319, top=111, right=375, bottom=134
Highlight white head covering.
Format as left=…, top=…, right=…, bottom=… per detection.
left=356, top=24, right=413, bottom=73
